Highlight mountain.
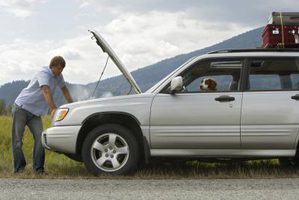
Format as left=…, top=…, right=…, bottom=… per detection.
left=0, top=80, right=30, bottom=106
left=0, top=27, right=263, bottom=106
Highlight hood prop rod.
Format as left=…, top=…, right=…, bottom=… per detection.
left=91, top=55, right=110, bottom=98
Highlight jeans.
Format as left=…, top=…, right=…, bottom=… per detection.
left=11, top=104, right=45, bottom=172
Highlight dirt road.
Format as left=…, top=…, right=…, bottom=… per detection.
left=1, top=178, right=298, bottom=199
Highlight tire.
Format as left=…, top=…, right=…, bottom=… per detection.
left=82, top=124, right=140, bottom=175
left=279, top=157, right=299, bottom=167
left=279, top=158, right=292, bottom=167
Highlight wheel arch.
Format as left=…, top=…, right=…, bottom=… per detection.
left=76, top=112, right=149, bottom=163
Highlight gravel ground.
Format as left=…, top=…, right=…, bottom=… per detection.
left=0, top=178, right=299, bottom=200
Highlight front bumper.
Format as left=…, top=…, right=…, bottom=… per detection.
left=42, top=125, right=81, bottom=154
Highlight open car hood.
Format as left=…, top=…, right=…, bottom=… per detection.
left=89, top=30, right=142, bottom=94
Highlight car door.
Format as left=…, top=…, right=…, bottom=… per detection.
left=241, top=57, right=299, bottom=149
left=150, top=58, right=244, bottom=149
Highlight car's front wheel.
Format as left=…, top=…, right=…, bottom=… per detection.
left=82, top=124, right=140, bottom=175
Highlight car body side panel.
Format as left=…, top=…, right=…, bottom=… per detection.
left=150, top=149, right=296, bottom=157
left=150, top=92, right=242, bottom=149
left=54, top=94, right=154, bottom=126
left=241, top=91, right=299, bottom=149
left=43, top=94, right=154, bottom=153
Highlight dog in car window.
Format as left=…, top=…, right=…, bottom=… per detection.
left=200, top=78, right=217, bottom=91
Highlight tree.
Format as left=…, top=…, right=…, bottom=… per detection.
left=5, top=104, right=12, bottom=115
left=0, top=99, right=5, bottom=115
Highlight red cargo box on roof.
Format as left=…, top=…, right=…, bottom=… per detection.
left=268, top=12, right=299, bottom=25
left=262, top=12, right=299, bottom=48
left=262, top=24, right=299, bottom=48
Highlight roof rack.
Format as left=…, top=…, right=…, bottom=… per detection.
left=208, top=48, right=299, bottom=54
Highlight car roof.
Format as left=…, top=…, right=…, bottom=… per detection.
left=208, top=48, right=299, bottom=54
left=200, top=48, right=299, bottom=59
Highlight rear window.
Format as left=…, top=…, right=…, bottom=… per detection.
left=247, top=57, right=299, bottom=91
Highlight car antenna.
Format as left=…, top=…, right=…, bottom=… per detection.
left=91, top=55, right=110, bottom=98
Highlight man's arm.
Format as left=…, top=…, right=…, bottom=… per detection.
left=61, top=86, right=73, bottom=103
left=41, top=85, right=57, bottom=117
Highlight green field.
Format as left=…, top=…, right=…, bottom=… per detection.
left=1, top=115, right=299, bottom=179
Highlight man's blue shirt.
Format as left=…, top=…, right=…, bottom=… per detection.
left=15, top=66, right=65, bottom=116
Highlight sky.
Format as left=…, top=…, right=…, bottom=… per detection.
left=0, top=0, right=298, bottom=86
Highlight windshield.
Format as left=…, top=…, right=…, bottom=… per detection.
left=145, top=57, right=197, bottom=93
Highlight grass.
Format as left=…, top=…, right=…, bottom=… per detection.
left=0, top=115, right=89, bottom=178
left=1, top=115, right=299, bottom=179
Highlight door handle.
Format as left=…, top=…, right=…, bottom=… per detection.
left=215, top=95, right=235, bottom=102
left=291, top=94, right=299, bottom=100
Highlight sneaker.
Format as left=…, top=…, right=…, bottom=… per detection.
left=35, top=170, right=47, bottom=175
left=14, top=168, right=25, bottom=174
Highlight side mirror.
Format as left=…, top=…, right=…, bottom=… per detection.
left=170, top=76, right=183, bottom=93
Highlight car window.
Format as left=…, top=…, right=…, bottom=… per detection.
left=249, top=74, right=281, bottom=90
left=161, top=58, right=243, bottom=93
left=186, top=75, right=234, bottom=92
left=290, top=74, right=299, bottom=89
left=247, top=58, right=299, bottom=91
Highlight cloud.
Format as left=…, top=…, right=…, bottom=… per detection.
left=2, top=0, right=297, bottom=86
left=48, top=48, right=82, bottom=60
left=0, top=0, right=44, bottom=18
left=0, top=39, right=49, bottom=82
left=98, top=11, right=252, bottom=68
left=79, top=0, right=299, bottom=26
left=0, top=34, right=115, bottom=85
left=0, top=9, right=253, bottom=86
left=79, top=0, right=90, bottom=9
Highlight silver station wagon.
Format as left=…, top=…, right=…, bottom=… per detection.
left=42, top=30, right=299, bottom=175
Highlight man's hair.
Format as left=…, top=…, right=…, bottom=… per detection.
left=49, top=56, right=66, bottom=68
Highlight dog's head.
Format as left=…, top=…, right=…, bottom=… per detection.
left=200, top=78, right=217, bottom=91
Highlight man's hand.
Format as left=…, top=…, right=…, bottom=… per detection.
left=61, top=86, right=73, bottom=103
left=41, top=85, right=57, bottom=117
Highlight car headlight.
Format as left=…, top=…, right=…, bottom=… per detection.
left=54, top=108, right=69, bottom=122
